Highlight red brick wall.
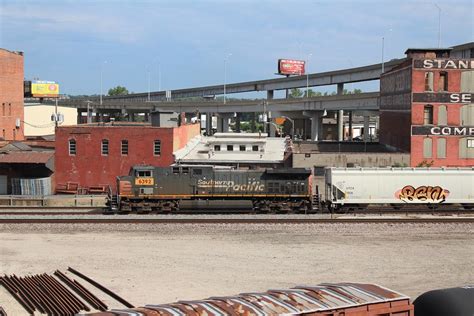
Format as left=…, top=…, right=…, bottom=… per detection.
left=0, top=49, right=24, bottom=141
left=411, top=136, right=472, bottom=167
left=410, top=66, right=473, bottom=166
left=55, top=123, right=200, bottom=192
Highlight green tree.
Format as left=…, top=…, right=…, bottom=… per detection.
left=289, top=88, right=304, bottom=98
left=108, top=86, right=129, bottom=96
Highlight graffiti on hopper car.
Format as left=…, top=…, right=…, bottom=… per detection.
left=396, top=185, right=450, bottom=203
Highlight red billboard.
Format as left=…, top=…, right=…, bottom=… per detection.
left=278, top=59, right=305, bottom=75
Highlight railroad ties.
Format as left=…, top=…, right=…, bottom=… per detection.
left=0, top=269, right=133, bottom=316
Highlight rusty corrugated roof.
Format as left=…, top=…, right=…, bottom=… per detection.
left=84, top=283, right=410, bottom=316
left=0, top=151, right=53, bottom=164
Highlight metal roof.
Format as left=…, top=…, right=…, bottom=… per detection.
left=0, top=151, right=53, bottom=164
left=84, top=283, right=410, bottom=316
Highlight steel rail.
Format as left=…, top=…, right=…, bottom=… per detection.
left=0, top=217, right=472, bottom=224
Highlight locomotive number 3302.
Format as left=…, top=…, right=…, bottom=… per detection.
left=135, top=178, right=154, bottom=185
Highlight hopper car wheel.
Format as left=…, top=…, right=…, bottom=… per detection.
left=461, top=204, right=473, bottom=210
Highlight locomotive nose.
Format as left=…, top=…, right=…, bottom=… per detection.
left=119, top=180, right=132, bottom=195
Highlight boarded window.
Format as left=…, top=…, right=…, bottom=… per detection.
left=459, top=138, right=474, bottom=158
left=424, top=72, right=434, bottom=92
left=460, top=104, right=474, bottom=125
left=154, top=140, right=161, bottom=155
left=101, top=139, right=109, bottom=155
left=438, top=105, right=447, bottom=125
left=437, top=138, right=446, bottom=158
left=423, top=105, right=434, bottom=125
left=121, top=140, right=128, bottom=155
left=438, top=72, right=448, bottom=91
left=461, top=70, right=474, bottom=92
left=423, top=138, right=432, bottom=158
left=69, top=139, right=77, bottom=155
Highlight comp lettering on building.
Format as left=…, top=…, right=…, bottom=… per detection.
left=412, top=126, right=474, bottom=136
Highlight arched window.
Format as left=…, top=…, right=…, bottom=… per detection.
left=424, top=72, right=434, bottom=92
left=438, top=105, right=447, bottom=125
left=437, top=138, right=446, bottom=159
left=68, top=139, right=77, bottom=156
left=423, top=105, right=434, bottom=125
left=460, top=104, right=474, bottom=125
left=101, top=139, right=109, bottom=155
left=423, top=138, right=432, bottom=158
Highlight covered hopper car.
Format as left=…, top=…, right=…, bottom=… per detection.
left=324, top=167, right=474, bottom=210
left=108, top=165, right=313, bottom=213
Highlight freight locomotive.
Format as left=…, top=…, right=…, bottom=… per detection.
left=107, top=165, right=313, bottom=213
left=107, top=165, right=474, bottom=213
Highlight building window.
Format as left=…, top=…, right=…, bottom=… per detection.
left=439, top=72, right=448, bottom=91
left=423, top=138, right=432, bottom=158
left=12, top=129, right=15, bottom=140
left=214, top=145, right=221, bottom=151
left=121, top=140, right=128, bottom=155
left=8, top=103, right=11, bottom=116
left=239, top=145, right=246, bottom=151
left=423, top=105, right=434, bottom=125
left=227, top=145, right=233, bottom=151
left=438, top=105, right=447, bottom=125
left=460, top=104, right=474, bottom=125
left=461, top=70, right=474, bottom=92
left=252, top=145, right=259, bottom=152
left=437, top=138, right=446, bottom=158
left=460, top=138, right=474, bottom=158
left=2, top=129, right=5, bottom=139
left=424, top=72, right=434, bottom=92
left=468, top=139, right=474, bottom=148
left=69, top=139, right=77, bottom=155
left=101, top=139, right=109, bottom=155
left=2, top=103, right=4, bottom=116
left=154, top=140, right=161, bottom=156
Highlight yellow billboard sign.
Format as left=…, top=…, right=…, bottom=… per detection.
left=31, top=82, right=60, bottom=97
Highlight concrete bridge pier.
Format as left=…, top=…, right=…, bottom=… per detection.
left=363, top=115, right=370, bottom=141
left=235, top=113, right=241, bottom=133
left=217, top=113, right=233, bottom=133
left=337, top=110, right=344, bottom=141
left=303, top=110, right=324, bottom=141
left=206, top=113, right=213, bottom=135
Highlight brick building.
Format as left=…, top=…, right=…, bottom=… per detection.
left=380, top=47, right=474, bottom=167
left=55, top=122, right=200, bottom=192
left=0, top=48, right=24, bottom=141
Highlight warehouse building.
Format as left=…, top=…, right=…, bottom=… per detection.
left=55, top=122, right=200, bottom=192
left=0, top=48, right=24, bottom=141
left=379, top=46, right=474, bottom=167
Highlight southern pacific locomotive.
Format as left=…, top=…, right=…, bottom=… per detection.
left=108, top=165, right=313, bottom=213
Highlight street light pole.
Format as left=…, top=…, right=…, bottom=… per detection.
left=224, top=53, right=232, bottom=104
left=435, top=4, right=441, bottom=47
left=381, top=36, right=385, bottom=73
left=100, top=61, right=107, bottom=105
left=306, top=53, right=312, bottom=98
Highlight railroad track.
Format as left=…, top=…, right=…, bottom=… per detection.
left=0, top=216, right=473, bottom=224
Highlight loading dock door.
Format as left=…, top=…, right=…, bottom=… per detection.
left=0, top=175, right=7, bottom=195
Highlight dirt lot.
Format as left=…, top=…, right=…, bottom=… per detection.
left=0, top=222, right=473, bottom=315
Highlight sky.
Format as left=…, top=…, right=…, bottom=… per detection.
left=0, top=0, right=473, bottom=97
